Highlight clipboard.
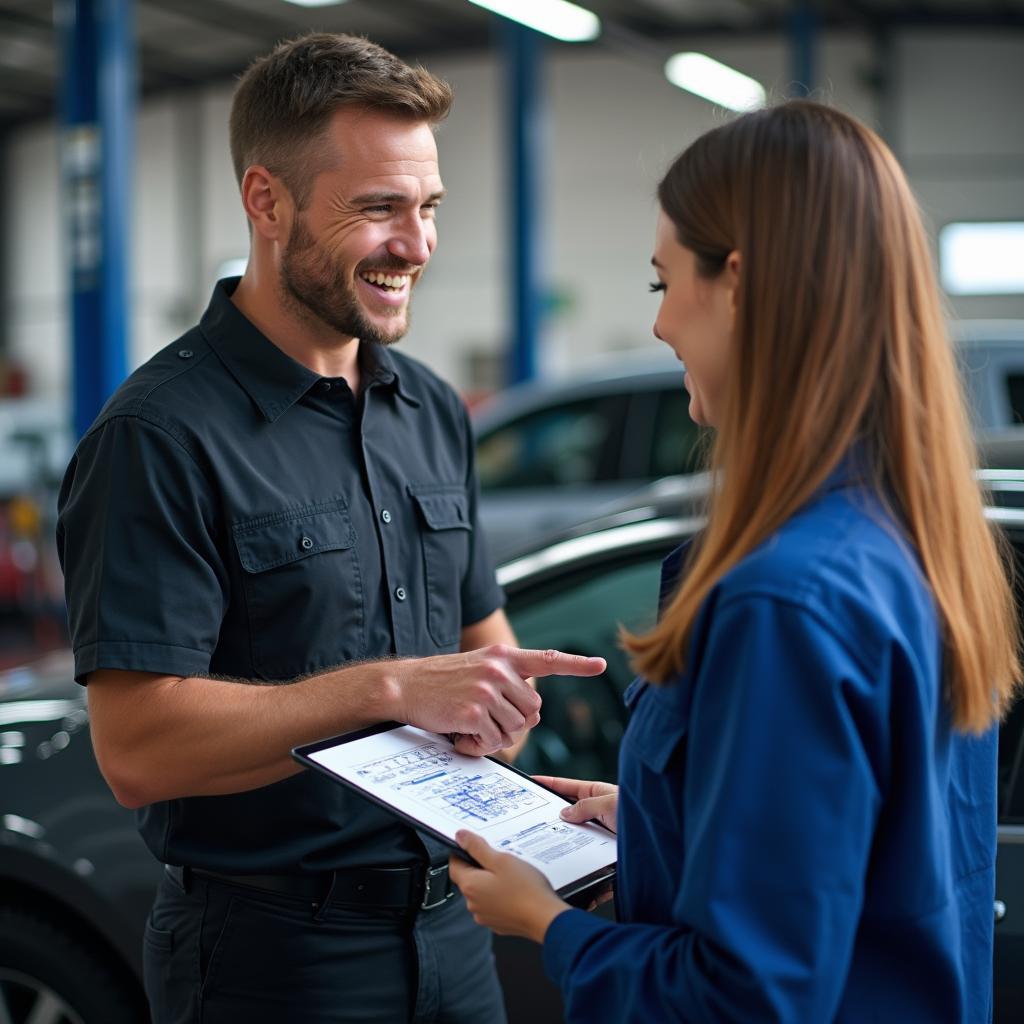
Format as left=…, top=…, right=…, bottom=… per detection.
left=292, top=722, right=617, bottom=907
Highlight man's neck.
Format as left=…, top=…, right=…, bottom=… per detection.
left=231, top=272, right=361, bottom=391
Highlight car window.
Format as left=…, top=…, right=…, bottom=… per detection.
left=1000, top=531, right=1024, bottom=823
left=1006, top=374, right=1024, bottom=426
left=999, top=697, right=1024, bottom=824
left=508, top=551, right=666, bottom=782
left=476, top=395, right=628, bottom=490
left=649, top=388, right=705, bottom=478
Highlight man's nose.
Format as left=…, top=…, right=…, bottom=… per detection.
left=388, top=215, right=433, bottom=267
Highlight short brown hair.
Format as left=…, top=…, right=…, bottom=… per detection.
left=229, top=32, right=453, bottom=208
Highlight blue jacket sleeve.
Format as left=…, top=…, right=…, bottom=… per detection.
left=543, top=594, right=886, bottom=1022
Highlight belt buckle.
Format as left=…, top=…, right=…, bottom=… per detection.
left=420, top=864, right=452, bottom=910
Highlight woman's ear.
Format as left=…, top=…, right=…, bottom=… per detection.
left=725, top=250, right=742, bottom=314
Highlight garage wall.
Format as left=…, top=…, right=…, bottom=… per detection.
left=3, top=27, right=1023, bottom=400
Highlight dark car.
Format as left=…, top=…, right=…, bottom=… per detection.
left=473, top=321, right=1024, bottom=556
left=3, top=472, right=1024, bottom=1022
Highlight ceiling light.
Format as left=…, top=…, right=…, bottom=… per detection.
left=664, top=52, right=765, bottom=112
left=282, top=0, right=351, bottom=8
left=466, top=0, right=600, bottom=43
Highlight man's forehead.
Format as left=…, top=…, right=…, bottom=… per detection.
left=326, top=108, right=438, bottom=161
left=317, top=114, right=440, bottom=193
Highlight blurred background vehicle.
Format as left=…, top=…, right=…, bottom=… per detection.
left=474, top=321, right=1024, bottom=556
left=3, top=471, right=1024, bottom=1023
left=0, top=400, right=71, bottom=664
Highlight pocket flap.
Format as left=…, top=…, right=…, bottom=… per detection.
left=409, top=486, right=472, bottom=531
left=627, top=687, right=690, bottom=774
left=233, top=503, right=355, bottom=573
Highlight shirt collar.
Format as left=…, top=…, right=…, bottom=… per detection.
left=199, top=278, right=419, bottom=422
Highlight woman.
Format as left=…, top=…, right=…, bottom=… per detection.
left=449, top=101, right=1019, bottom=1022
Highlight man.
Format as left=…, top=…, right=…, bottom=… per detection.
left=57, top=33, right=604, bottom=1024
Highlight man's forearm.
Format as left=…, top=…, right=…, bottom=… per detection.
left=89, top=643, right=600, bottom=809
left=88, top=661, right=401, bottom=809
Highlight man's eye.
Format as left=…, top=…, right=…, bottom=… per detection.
left=649, top=281, right=666, bottom=293
left=421, top=203, right=439, bottom=214
left=365, top=205, right=392, bottom=214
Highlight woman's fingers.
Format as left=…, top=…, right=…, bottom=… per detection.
left=535, top=775, right=618, bottom=799
left=558, top=793, right=619, bottom=832
left=455, top=829, right=495, bottom=867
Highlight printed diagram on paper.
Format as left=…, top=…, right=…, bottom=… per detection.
left=355, top=742, right=454, bottom=784
left=354, top=741, right=548, bottom=827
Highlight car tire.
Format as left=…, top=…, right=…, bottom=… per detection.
left=0, top=905, right=143, bottom=1024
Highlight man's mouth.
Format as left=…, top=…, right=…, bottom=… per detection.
left=359, top=270, right=413, bottom=293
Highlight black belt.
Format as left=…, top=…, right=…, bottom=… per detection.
left=165, top=862, right=455, bottom=912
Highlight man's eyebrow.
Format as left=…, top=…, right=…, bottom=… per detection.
left=351, top=189, right=448, bottom=205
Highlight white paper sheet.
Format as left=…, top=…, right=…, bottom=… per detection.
left=307, top=725, right=616, bottom=894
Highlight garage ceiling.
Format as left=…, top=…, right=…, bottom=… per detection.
left=0, top=0, right=1021, bottom=129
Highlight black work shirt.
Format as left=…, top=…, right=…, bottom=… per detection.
left=56, top=278, right=504, bottom=872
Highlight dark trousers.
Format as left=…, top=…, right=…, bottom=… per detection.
left=143, top=869, right=507, bottom=1024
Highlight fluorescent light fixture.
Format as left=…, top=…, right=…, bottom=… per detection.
left=282, top=0, right=350, bottom=8
left=940, top=222, right=1024, bottom=295
left=664, top=52, right=765, bottom=112
left=466, top=0, right=600, bottom=42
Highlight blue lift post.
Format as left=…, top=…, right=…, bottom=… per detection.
left=502, top=20, right=545, bottom=386
left=788, top=1, right=819, bottom=99
left=56, top=0, right=135, bottom=439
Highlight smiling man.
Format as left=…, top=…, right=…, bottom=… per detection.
left=56, top=33, right=606, bottom=1024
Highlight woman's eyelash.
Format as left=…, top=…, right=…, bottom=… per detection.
left=649, top=281, right=666, bottom=293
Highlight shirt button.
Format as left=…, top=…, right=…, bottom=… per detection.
left=177, top=349, right=193, bottom=360
left=301, top=536, right=313, bottom=550
left=381, top=509, right=392, bottom=524
left=394, top=586, right=407, bottom=602
left=318, top=381, right=331, bottom=392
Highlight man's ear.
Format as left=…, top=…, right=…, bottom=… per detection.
left=240, top=165, right=292, bottom=242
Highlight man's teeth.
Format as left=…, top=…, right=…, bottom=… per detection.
left=361, top=272, right=410, bottom=289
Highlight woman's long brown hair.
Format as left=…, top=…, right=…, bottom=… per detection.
left=625, top=101, right=1019, bottom=733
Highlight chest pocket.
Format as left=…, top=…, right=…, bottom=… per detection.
left=408, top=484, right=472, bottom=649
left=623, top=683, right=691, bottom=775
left=232, top=501, right=363, bottom=679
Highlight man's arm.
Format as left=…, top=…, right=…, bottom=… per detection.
left=461, top=609, right=535, bottom=761
left=88, top=644, right=604, bottom=809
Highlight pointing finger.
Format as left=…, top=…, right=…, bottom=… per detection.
left=506, top=648, right=606, bottom=679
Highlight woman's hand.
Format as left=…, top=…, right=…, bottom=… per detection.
left=536, top=775, right=619, bottom=833
left=449, top=831, right=571, bottom=943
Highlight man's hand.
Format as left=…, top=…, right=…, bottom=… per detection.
left=449, top=830, right=570, bottom=942
left=536, top=775, right=619, bottom=833
left=393, top=645, right=606, bottom=757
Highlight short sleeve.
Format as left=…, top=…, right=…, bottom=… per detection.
left=457, top=403, right=505, bottom=627
left=56, top=414, right=228, bottom=683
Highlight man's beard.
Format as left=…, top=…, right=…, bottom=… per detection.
left=280, top=215, right=413, bottom=347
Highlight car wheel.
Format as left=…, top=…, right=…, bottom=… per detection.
left=0, top=906, right=142, bottom=1024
